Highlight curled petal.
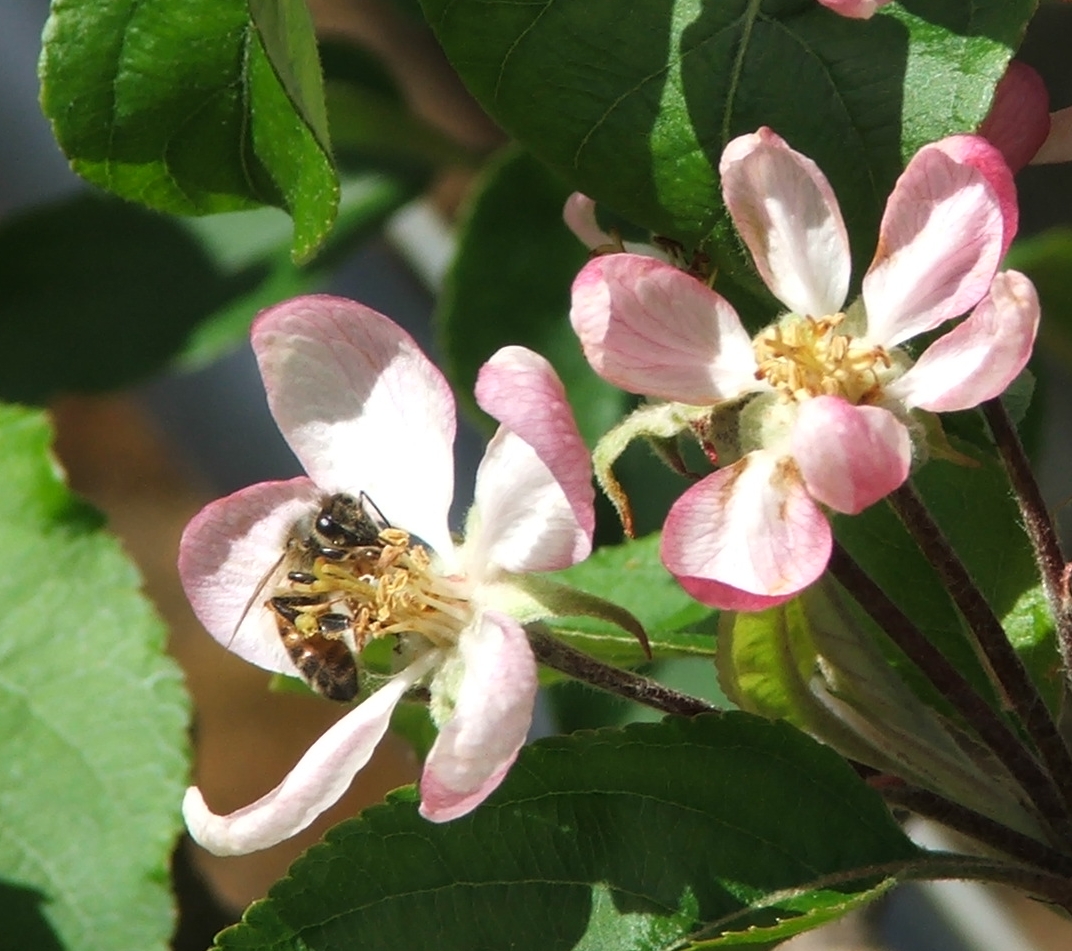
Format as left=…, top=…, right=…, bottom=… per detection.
left=792, top=397, right=910, bottom=514
left=887, top=271, right=1040, bottom=413
left=563, top=193, right=613, bottom=249
left=252, top=295, right=456, bottom=557
left=476, top=346, right=594, bottom=559
left=420, top=612, right=537, bottom=822
left=184, top=651, right=441, bottom=856
left=720, top=127, right=850, bottom=318
left=863, top=136, right=1012, bottom=347
left=817, top=0, right=889, bottom=17
left=977, top=62, right=1050, bottom=174
left=1032, top=105, right=1072, bottom=165
left=177, top=477, right=322, bottom=673
left=660, top=451, right=832, bottom=609
left=570, top=254, right=758, bottom=403
left=466, top=427, right=587, bottom=576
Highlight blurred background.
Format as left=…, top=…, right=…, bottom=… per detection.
left=4, top=0, right=1072, bottom=948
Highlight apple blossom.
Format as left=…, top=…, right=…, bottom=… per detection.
left=179, top=295, right=598, bottom=855
left=571, top=128, right=1038, bottom=612
left=816, top=0, right=890, bottom=19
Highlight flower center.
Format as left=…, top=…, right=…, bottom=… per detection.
left=752, top=313, right=890, bottom=405
left=282, top=528, right=471, bottom=652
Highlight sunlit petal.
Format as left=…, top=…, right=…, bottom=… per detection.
left=183, top=651, right=440, bottom=856
left=888, top=271, right=1039, bottom=412
left=570, top=254, right=758, bottom=403
left=252, top=295, right=456, bottom=556
left=720, top=127, right=850, bottom=318
left=177, top=477, right=322, bottom=673
left=660, top=452, right=831, bottom=608
left=863, top=136, right=1012, bottom=347
left=420, top=613, right=537, bottom=822
left=792, top=397, right=910, bottom=514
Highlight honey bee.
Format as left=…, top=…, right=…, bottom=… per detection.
left=243, top=492, right=390, bottom=703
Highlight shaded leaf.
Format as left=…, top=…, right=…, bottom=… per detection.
left=216, top=714, right=918, bottom=951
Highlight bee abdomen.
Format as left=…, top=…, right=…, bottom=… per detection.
left=282, top=630, right=359, bottom=703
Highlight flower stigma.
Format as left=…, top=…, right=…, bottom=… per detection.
left=753, top=312, right=892, bottom=404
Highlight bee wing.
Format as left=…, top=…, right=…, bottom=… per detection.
left=228, top=549, right=289, bottom=650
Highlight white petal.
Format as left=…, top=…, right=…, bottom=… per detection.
left=183, top=651, right=441, bottom=855
left=475, top=346, right=594, bottom=567
left=720, top=127, right=851, bottom=317
left=252, top=295, right=456, bottom=557
left=887, top=271, right=1040, bottom=413
left=862, top=136, right=1008, bottom=347
left=465, top=427, right=586, bottom=577
left=177, top=478, right=322, bottom=674
left=419, top=612, right=537, bottom=822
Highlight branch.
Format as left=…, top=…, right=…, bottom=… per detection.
left=526, top=626, right=718, bottom=717
left=982, top=398, right=1072, bottom=679
left=829, top=542, right=1072, bottom=844
left=887, top=482, right=1072, bottom=829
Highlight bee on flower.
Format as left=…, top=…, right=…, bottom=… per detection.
left=179, top=296, right=606, bottom=854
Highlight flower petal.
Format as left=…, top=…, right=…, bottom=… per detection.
left=1032, top=105, right=1072, bottom=165
left=720, top=127, right=850, bottom=318
left=419, top=612, right=537, bottom=822
left=660, top=451, right=832, bottom=609
left=252, top=295, right=456, bottom=557
left=563, top=193, right=613, bottom=249
left=862, top=136, right=1013, bottom=347
left=816, top=0, right=889, bottom=17
left=475, top=346, right=594, bottom=561
left=792, top=397, right=910, bottom=514
left=177, top=477, right=322, bottom=673
left=465, top=427, right=586, bottom=575
left=183, top=651, right=441, bottom=855
left=570, top=254, right=758, bottom=404
left=887, top=271, right=1040, bottom=413
left=977, top=62, right=1050, bottom=174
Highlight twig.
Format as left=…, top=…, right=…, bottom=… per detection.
left=887, top=483, right=1072, bottom=825
left=829, top=542, right=1072, bottom=844
left=982, top=398, right=1072, bottom=678
left=526, top=626, right=719, bottom=717
left=881, top=782, right=1072, bottom=878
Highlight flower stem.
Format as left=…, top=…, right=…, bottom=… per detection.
left=886, top=482, right=1072, bottom=827
left=981, top=397, right=1072, bottom=679
left=880, top=781, right=1072, bottom=878
left=526, top=626, right=719, bottom=717
left=829, top=542, right=1072, bottom=843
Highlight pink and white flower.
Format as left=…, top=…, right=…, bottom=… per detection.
left=816, top=0, right=890, bottom=19
left=571, top=128, right=1038, bottom=612
left=179, top=295, right=595, bottom=855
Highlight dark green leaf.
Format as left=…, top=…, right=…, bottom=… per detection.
left=1006, top=227, right=1072, bottom=374
left=40, top=0, right=338, bottom=261
left=421, top=0, right=1029, bottom=275
left=0, top=406, right=189, bottom=951
left=216, top=714, right=918, bottom=951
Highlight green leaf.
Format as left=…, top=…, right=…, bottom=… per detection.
left=835, top=439, right=1060, bottom=710
left=548, top=534, right=718, bottom=668
left=439, top=148, right=627, bottom=446
left=40, top=0, right=338, bottom=262
left=421, top=0, right=1029, bottom=270
left=0, top=405, right=189, bottom=951
left=216, top=714, right=918, bottom=951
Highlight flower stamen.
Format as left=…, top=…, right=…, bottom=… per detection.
left=753, top=313, right=890, bottom=404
